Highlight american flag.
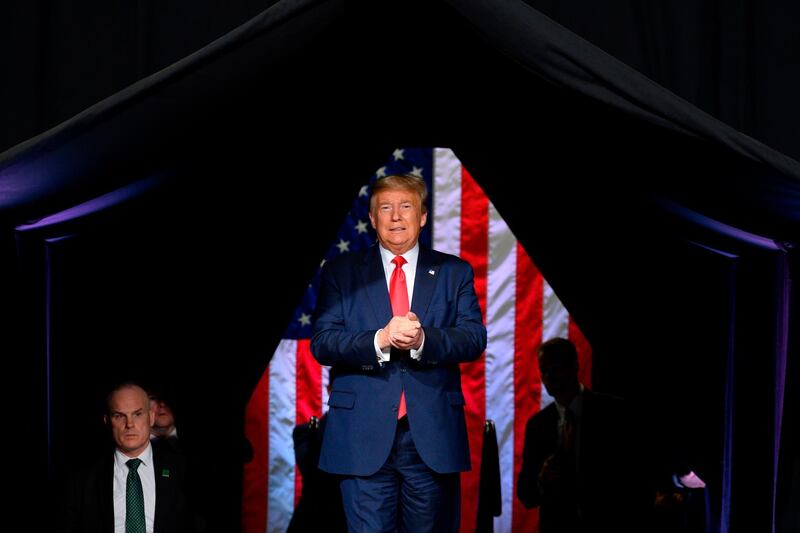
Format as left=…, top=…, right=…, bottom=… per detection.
left=242, top=147, right=593, bottom=533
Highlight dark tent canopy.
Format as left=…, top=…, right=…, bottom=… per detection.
left=1, top=0, right=798, bottom=530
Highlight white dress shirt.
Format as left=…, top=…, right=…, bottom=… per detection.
left=113, top=442, right=156, bottom=533
left=373, top=243, right=425, bottom=362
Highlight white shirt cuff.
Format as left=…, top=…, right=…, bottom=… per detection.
left=374, top=330, right=391, bottom=363
left=409, top=330, right=424, bottom=360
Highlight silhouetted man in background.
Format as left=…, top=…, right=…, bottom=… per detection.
left=517, top=338, right=634, bottom=532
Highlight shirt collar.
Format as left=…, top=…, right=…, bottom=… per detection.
left=378, top=242, right=419, bottom=268
left=114, top=440, right=153, bottom=468
left=555, top=383, right=585, bottom=420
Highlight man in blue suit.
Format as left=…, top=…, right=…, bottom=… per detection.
left=312, top=174, right=487, bottom=532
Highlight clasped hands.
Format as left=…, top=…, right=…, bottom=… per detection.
left=378, top=312, right=423, bottom=351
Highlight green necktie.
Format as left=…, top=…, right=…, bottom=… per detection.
left=125, top=458, right=146, bottom=533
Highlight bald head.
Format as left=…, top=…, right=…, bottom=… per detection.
left=105, top=383, right=154, bottom=457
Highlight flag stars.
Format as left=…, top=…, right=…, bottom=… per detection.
left=393, top=149, right=405, bottom=161
left=410, top=166, right=423, bottom=178
left=355, top=220, right=369, bottom=234
left=376, top=166, right=387, bottom=178
left=359, top=185, right=368, bottom=197
left=298, top=313, right=312, bottom=327
left=336, top=239, right=350, bottom=253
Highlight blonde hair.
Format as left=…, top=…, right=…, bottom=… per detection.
left=369, top=174, right=428, bottom=213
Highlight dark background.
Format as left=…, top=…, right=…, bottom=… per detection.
left=1, top=1, right=799, bottom=532
left=3, top=1, right=800, bottom=161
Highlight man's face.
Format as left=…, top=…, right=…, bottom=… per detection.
left=152, top=399, right=175, bottom=431
left=369, top=188, right=427, bottom=255
left=538, top=353, right=579, bottom=403
left=106, top=385, right=155, bottom=457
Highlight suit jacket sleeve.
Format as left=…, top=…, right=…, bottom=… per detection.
left=311, top=260, right=382, bottom=367
left=53, top=455, right=114, bottom=533
left=517, top=411, right=552, bottom=509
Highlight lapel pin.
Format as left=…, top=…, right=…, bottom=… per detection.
left=428, top=269, right=435, bottom=276
left=161, top=468, right=170, bottom=478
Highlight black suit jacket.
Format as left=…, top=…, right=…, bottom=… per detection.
left=57, top=444, right=193, bottom=533
left=517, top=389, right=636, bottom=533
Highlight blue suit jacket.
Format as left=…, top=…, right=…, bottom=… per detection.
left=311, top=244, right=487, bottom=476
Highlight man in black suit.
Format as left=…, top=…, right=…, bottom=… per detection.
left=517, top=338, right=634, bottom=533
left=57, top=382, right=194, bottom=533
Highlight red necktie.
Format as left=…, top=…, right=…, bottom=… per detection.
left=390, top=255, right=409, bottom=419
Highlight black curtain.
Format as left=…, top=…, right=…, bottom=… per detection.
left=4, top=1, right=800, bottom=160
left=524, top=0, right=800, bottom=161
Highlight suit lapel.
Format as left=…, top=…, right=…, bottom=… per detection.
left=360, top=246, right=393, bottom=327
left=152, top=446, right=173, bottom=533
left=411, top=246, right=439, bottom=321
